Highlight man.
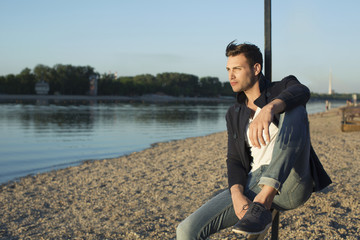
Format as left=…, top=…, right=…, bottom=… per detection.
left=176, top=41, right=331, bottom=240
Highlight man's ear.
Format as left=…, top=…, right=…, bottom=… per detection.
left=254, top=63, right=261, bottom=76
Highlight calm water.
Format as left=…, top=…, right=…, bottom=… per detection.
left=0, top=100, right=345, bottom=184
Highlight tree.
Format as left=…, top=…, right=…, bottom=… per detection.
left=17, top=68, right=37, bottom=94
left=3, top=74, right=21, bottom=94
left=221, top=82, right=234, bottom=96
left=198, top=77, right=222, bottom=97
left=32, top=64, right=97, bottom=95
left=156, top=72, right=199, bottom=96
left=98, top=73, right=121, bottom=95
left=133, top=74, right=157, bottom=95
left=118, top=76, right=136, bottom=95
left=0, top=76, right=6, bottom=93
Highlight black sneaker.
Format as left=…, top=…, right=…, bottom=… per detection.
left=232, top=202, right=272, bottom=235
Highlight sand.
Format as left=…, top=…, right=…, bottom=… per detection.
left=0, top=108, right=359, bottom=240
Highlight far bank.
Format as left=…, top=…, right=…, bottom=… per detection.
left=0, top=94, right=235, bottom=104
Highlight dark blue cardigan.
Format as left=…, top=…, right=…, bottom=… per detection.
left=225, top=74, right=332, bottom=192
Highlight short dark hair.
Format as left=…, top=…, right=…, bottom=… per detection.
left=225, top=41, right=263, bottom=70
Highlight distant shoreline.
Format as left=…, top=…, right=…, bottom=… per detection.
left=0, top=94, right=350, bottom=104
left=0, top=94, right=235, bottom=104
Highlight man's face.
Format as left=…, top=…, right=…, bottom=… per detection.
left=226, top=54, right=257, bottom=93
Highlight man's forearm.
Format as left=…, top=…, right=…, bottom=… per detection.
left=248, top=98, right=286, bottom=148
left=230, top=184, right=251, bottom=219
left=230, top=184, right=244, bottom=195
left=264, top=98, right=286, bottom=115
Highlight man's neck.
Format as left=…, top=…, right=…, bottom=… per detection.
left=244, top=80, right=261, bottom=111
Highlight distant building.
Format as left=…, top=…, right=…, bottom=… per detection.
left=107, top=71, right=117, bottom=80
left=89, top=74, right=98, bottom=96
left=35, top=81, right=49, bottom=95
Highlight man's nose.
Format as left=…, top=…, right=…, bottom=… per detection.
left=229, top=70, right=234, bottom=80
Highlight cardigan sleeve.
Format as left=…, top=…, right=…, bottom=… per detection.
left=225, top=107, right=249, bottom=189
left=273, top=75, right=310, bottom=112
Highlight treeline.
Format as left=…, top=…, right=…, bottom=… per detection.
left=2, top=64, right=355, bottom=99
left=0, top=64, right=97, bottom=95
left=310, top=92, right=357, bottom=101
left=0, top=64, right=234, bottom=97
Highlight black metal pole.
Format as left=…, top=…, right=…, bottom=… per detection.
left=264, top=0, right=272, bottom=82
left=265, top=1, right=279, bottom=239
left=271, top=211, right=279, bottom=240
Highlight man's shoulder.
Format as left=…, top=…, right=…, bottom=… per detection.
left=270, top=75, right=299, bottom=85
left=266, top=75, right=301, bottom=93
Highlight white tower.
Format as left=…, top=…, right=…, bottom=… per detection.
left=328, top=69, right=333, bottom=95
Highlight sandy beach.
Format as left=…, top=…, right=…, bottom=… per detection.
left=0, top=108, right=359, bottom=239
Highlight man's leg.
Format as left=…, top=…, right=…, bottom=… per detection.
left=233, top=106, right=313, bottom=234
left=239, top=106, right=313, bottom=207
left=176, top=165, right=274, bottom=239
left=176, top=189, right=238, bottom=240
left=257, top=105, right=313, bottom=210
left=178, top=106, right=314, bottom=239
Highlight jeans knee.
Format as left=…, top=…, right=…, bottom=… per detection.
left=275, top=173, right=313, bottom=210
left=282, top=105, right=308, bottom=126
left=176, top=219, right=198, bottom=240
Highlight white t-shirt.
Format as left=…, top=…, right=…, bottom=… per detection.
left=246, top=107, right=279, bottom=172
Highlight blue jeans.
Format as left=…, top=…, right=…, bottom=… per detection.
left=176, top=106, right=313, bottom=240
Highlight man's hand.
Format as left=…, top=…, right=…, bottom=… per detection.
left=230, top=184, right=252, bottom=220
left=249, top=99, right=286, bottom=148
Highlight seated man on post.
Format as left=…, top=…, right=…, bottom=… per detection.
left=176, top=41, right=332, bottom=240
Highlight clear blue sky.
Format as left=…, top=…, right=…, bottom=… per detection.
left=1, top=0, right=359, bottom=93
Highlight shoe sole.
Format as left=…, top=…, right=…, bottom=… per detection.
left=232, top=222, right=272, bottom=235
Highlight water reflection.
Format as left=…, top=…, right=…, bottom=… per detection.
left=0, top=102, right=229, bottom=184
left=6, top=105, right=95, bottom=132
left=131, top=104, right=225, bottom=124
